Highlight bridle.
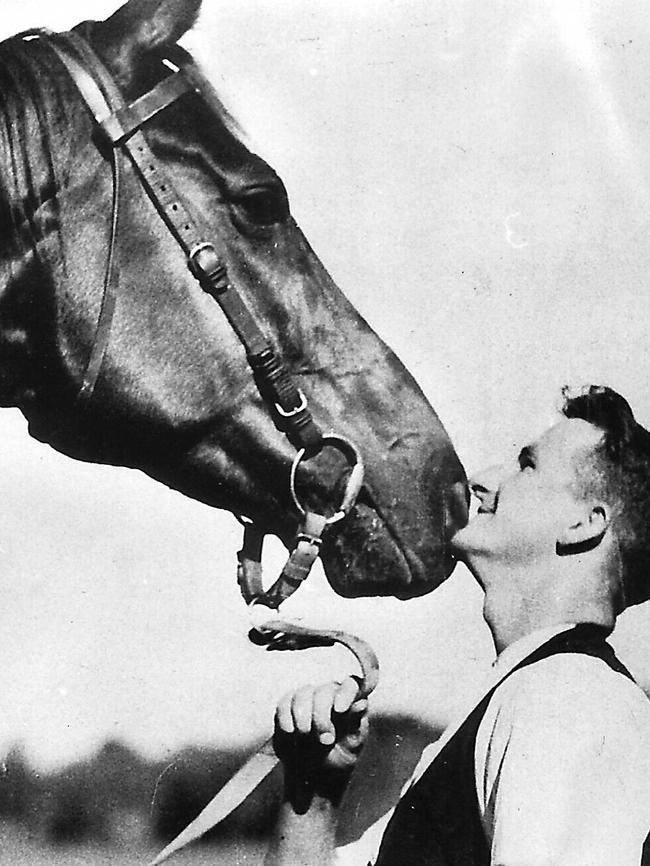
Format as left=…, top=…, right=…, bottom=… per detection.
left=25, top=28, right=366, bottom=645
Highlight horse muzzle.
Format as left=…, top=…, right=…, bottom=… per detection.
left=319, top=467, right=469, bottom=600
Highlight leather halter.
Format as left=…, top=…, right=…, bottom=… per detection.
left=34, top=29, right=365, bottom=625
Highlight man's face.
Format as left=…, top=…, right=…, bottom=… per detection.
left=452, top=417, right=604, bottom=569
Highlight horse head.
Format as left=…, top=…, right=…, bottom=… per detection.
left=0, top=0, right=467, bottom=603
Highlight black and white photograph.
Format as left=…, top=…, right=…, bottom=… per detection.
left=1, top=1, right=650, bottom=863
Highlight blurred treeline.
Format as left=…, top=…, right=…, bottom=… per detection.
left=0, top=714, right=439, bottom=851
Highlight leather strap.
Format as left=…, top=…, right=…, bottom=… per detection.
left=43, top=34, right=126, bottom=400
left=99, top=72, right=195, bottom=144
left=78, top=148, right=121, bottom=400
left=238, top=512, right=328, bottom=611
left=46, top=31, right=323, bottom=451
left=257, top=512, right=328, bottom=609
left=237, top=523, right=265, bottom=600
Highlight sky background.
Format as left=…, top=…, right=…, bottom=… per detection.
left=2, top=0, right=650, bottom=768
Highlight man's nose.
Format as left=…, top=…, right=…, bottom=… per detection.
left=468, top=464, right=502, bottom=504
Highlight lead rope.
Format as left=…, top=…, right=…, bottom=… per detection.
left=149, top=624, right=379, bottom=865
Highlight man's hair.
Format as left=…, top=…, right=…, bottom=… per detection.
left=562, top=385, right=650, bottom=608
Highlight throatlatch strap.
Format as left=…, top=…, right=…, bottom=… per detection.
left=43, top=35, right=123, bottom=400
left=74, top=146, right=120, bottom=400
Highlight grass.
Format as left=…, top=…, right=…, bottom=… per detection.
left=0, top=825, right=268, bottom=866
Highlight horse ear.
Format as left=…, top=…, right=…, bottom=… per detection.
left=96, top=0, right=202, bottom=84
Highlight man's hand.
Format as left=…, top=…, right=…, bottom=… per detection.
left=274, top=676, right=369, bottom=782
left=265, top=677, right=369, bottom=866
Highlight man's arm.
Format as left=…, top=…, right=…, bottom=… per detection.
left=265, top=677, right=369, bottom=866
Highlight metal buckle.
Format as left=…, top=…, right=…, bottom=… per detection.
left=188, top=242, right=227, bottom=288
left=275, top=390, right=308, bottom=418
left=289, top=434, right=364, bottom=525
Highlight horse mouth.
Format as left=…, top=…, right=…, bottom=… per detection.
left=318, top=478, right=469, bottom=600
left=319, top=501, right=423, bottom=599
left=318, top=502, right=441, bottom=601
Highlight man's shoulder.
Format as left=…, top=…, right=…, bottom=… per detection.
left=484, top=650, right=650, bottom=747
left=475, top=648, right=650, bottom=838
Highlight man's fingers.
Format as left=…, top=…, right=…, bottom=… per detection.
left=312, top=682, right=340, bottom=745
left=276, top=686, right=318, bottom=734
left=275, top=678, right=369, bottom=744
left=291, top=686, right=316, bottom=735
left=349, top=698, right=369, bottom=716
left=276, top=691, right=296, bottom=734
left=333, top=676, right=362, bottom=713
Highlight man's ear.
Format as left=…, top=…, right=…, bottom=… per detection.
left=95, top=0, right=202, bottom=86
left=556, top=504, right=609, bottom=556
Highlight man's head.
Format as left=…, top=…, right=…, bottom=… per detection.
left=453, top=385, right=650, bottom=613
left=561, top=386, right=650, bottom=608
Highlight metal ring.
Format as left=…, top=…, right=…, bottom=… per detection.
left=289, top=434, right=365, bottom=525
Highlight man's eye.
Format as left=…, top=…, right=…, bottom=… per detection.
left=518, top=451, right=535, bottom=471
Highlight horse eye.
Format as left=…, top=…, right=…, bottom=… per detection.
left=235, top=188, right=289, bottom=226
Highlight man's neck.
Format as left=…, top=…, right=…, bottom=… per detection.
left=478, top=561, right=615, bottom=655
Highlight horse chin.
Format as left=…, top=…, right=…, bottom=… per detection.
left=319, top=502, right=456, bottom=600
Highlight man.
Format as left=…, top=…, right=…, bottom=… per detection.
left=265, top=385, right=650, bottom=866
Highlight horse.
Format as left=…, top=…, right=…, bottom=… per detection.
left=0, top=0, right=467, bottom=610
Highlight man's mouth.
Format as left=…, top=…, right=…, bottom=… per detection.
left=476, top=491, right=498, bottom=515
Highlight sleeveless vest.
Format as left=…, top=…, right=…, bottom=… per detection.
left=373, top=624, right=634, bottom=866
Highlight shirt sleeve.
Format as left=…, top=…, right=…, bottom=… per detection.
left=475, top=654, right=650, bottom=866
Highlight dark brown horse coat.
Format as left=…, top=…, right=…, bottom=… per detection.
left=0, top=0, right=467, bottom=602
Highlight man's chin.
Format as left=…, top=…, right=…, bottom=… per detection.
left=448, top=536, right=487, bottom=591
left=449, top=524, right=473, bottom=560
left=449, top=524, right=493, bottom=570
